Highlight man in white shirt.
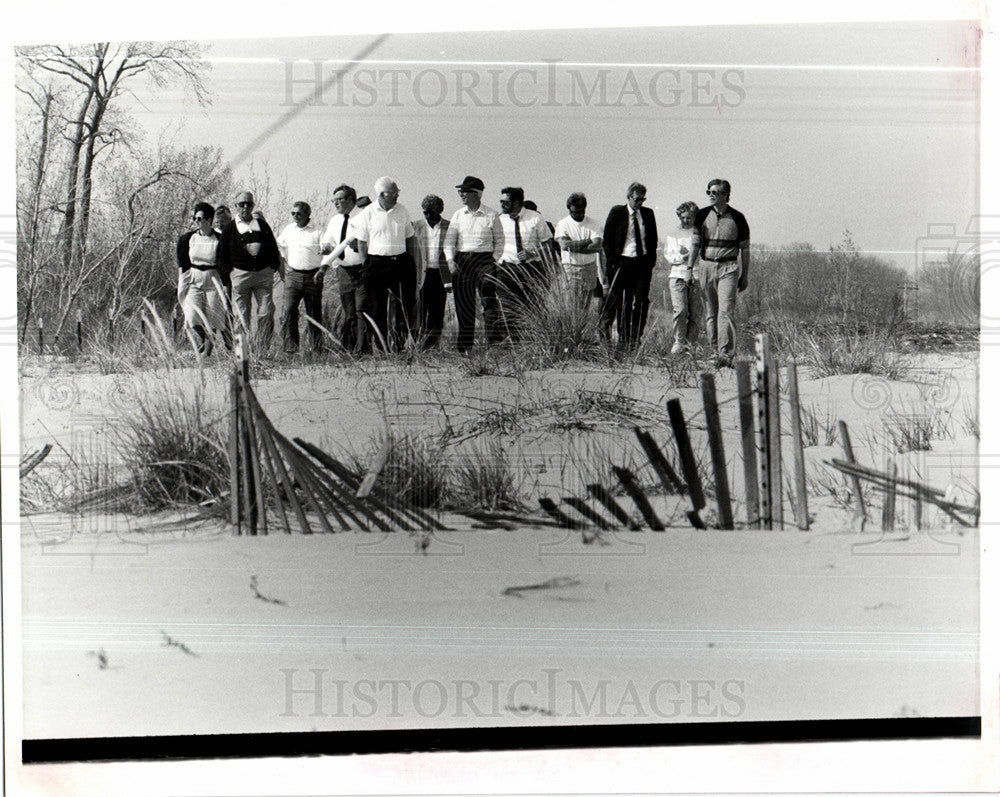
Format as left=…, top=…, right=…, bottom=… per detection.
left=497, top=186, right=554, bottom=343
left=353, top=176, right=417, bottom=351
left=320, top=184, right=366, bottom=352
left=554, top=192, right=604, bottom=307
left=443, top=175, right=505, bottom=353
left=277, top=201, right=331, bottom=354
left=411, top=194, right=451, bottom=350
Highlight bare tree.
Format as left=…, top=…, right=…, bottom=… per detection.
left=17, top=41, right=209, bottom=275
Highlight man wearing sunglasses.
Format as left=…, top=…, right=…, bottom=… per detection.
left=687, top=179, right=750, bottom=368
left=218, top=190, right=282, bottom=352
left=277, top=201, right=331, bottom=354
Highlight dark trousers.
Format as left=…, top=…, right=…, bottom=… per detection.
left=363, top=253, right=416, bottom=351
left=495, top=259, right=549, bottom=343
left=281, top=268, right=324, bottom=352
left=453, top=251, right=501, bottom=352
left=416, top=268, right=447, bottom=349
left=602, top=256, right=654, bottom=346
left=337, top=264, right=366, bottom=353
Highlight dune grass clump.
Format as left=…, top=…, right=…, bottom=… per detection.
left=356, top=429, right=450, bottom=509
left=882, top=407, right=952, bottom=453
left=799, top=326, right=908, bottom=379
left=117, top=381, right=230, bottom=511
left=448, top=438, right=525, bottom=512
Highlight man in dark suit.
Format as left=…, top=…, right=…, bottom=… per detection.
left=602, top=182, right=659, bottom=347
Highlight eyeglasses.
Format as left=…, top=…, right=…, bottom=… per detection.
left=630, top=196, right=647, bottom=203
left=193, top=215, right=207, bottom=222
left=290, top=211, right=304, bottom=216
left=332, top=196, right=350, bottom=203
left=237, top=201, right=254, bottom=207
left=706, top=189, right=726, bottom=196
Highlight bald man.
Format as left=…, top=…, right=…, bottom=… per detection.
left=352, top=177, right=417, bottom=351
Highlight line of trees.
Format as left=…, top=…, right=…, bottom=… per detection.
left=15, top=41, right=234, bottom=350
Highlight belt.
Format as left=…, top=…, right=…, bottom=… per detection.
left=189, top=264, right=218, bottom=272
left=368, top=253, right=408, bottom=260
left=703, top=257, right=737, bottom=263
left=289, top=268, right=320, bottom=275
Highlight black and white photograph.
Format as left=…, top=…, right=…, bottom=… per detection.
left=3, top=2, right=997, bottom=795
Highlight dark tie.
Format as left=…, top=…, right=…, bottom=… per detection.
left=632, top=211, right=644, bottom=259
left=512, top=214, right=523, bottom=256
left=338, top=214, right=350, bottom=260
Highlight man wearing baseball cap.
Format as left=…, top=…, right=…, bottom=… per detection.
left=443, top=176, right=506, bottom=353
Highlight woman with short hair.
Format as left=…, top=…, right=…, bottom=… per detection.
left=176, top=202, right=227, bottom=354
left=665, top=200, right=703, bottom=355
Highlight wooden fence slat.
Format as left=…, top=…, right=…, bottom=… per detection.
left=585, top=484, right=640, bottom=529
left=701, top=373, right=733, bottom=530
left=538, top=497, right=587, bottom=529
left=633, top=427, right=684, bottom=494
left=562, top=497, right=617, bottom=529
left=666, top=398, right=705, bottom=520
left=735, top=360, right=760, bottom=528
left=612, top=467, right=664, bottom=530
left=837, top=421, right=867, bottom=521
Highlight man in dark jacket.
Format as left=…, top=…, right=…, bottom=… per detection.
left=602, top=182, right=659, bottom=347
left=218, top=191, right=281, bottom=352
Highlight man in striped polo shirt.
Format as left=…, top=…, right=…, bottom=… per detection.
left=688, top=179, right=750, bottom=368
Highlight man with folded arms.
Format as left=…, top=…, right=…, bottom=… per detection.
left=277, top=201, right=331, bottom=354
left=352, top=176, right=417, bottom=351
left=443, top=176, right=505, bottom=353
left=555, top=192, right=604, bottom=306
left=218, top=190, right=281, bottom=351
left=321, top=184, right=366, bottom=352
left=687, top=178, right=750, bottom=368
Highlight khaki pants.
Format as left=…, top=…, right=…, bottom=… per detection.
left=699, top=260, right=740, bottom=358
left=230, top=267, right=276, bottom=349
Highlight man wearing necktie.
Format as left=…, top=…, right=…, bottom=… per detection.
left=498, top=186, right=554, bottom=343
left=601, top=182, right=659, bottom=348
left=321, top=184, right=366, bottom=352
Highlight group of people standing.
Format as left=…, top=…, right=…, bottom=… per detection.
left=175, top=176, right=750, bottom=366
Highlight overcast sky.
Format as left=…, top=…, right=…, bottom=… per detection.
left=111, top=20, right=981, bottom=273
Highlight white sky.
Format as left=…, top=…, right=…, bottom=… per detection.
left=109, top=21, right=981, bottom=272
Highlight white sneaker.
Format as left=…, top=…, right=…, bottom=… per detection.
left=670, top=342, right=688, bottom=355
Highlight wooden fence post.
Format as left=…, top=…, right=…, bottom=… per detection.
left=787, top=361, right=809, bottom=530
left=754, top=334, right=771, bottom=528
left=767, top=348, right=784, bottom=529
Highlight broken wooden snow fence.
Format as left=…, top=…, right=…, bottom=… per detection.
left=227, top=335, right=445, bottom=535
left=825, top=455, right=979, bottom=530
left=541, top=338, right=812, bottom=532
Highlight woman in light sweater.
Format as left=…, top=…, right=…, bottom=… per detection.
left=664, top=201, right=703, bottom=355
